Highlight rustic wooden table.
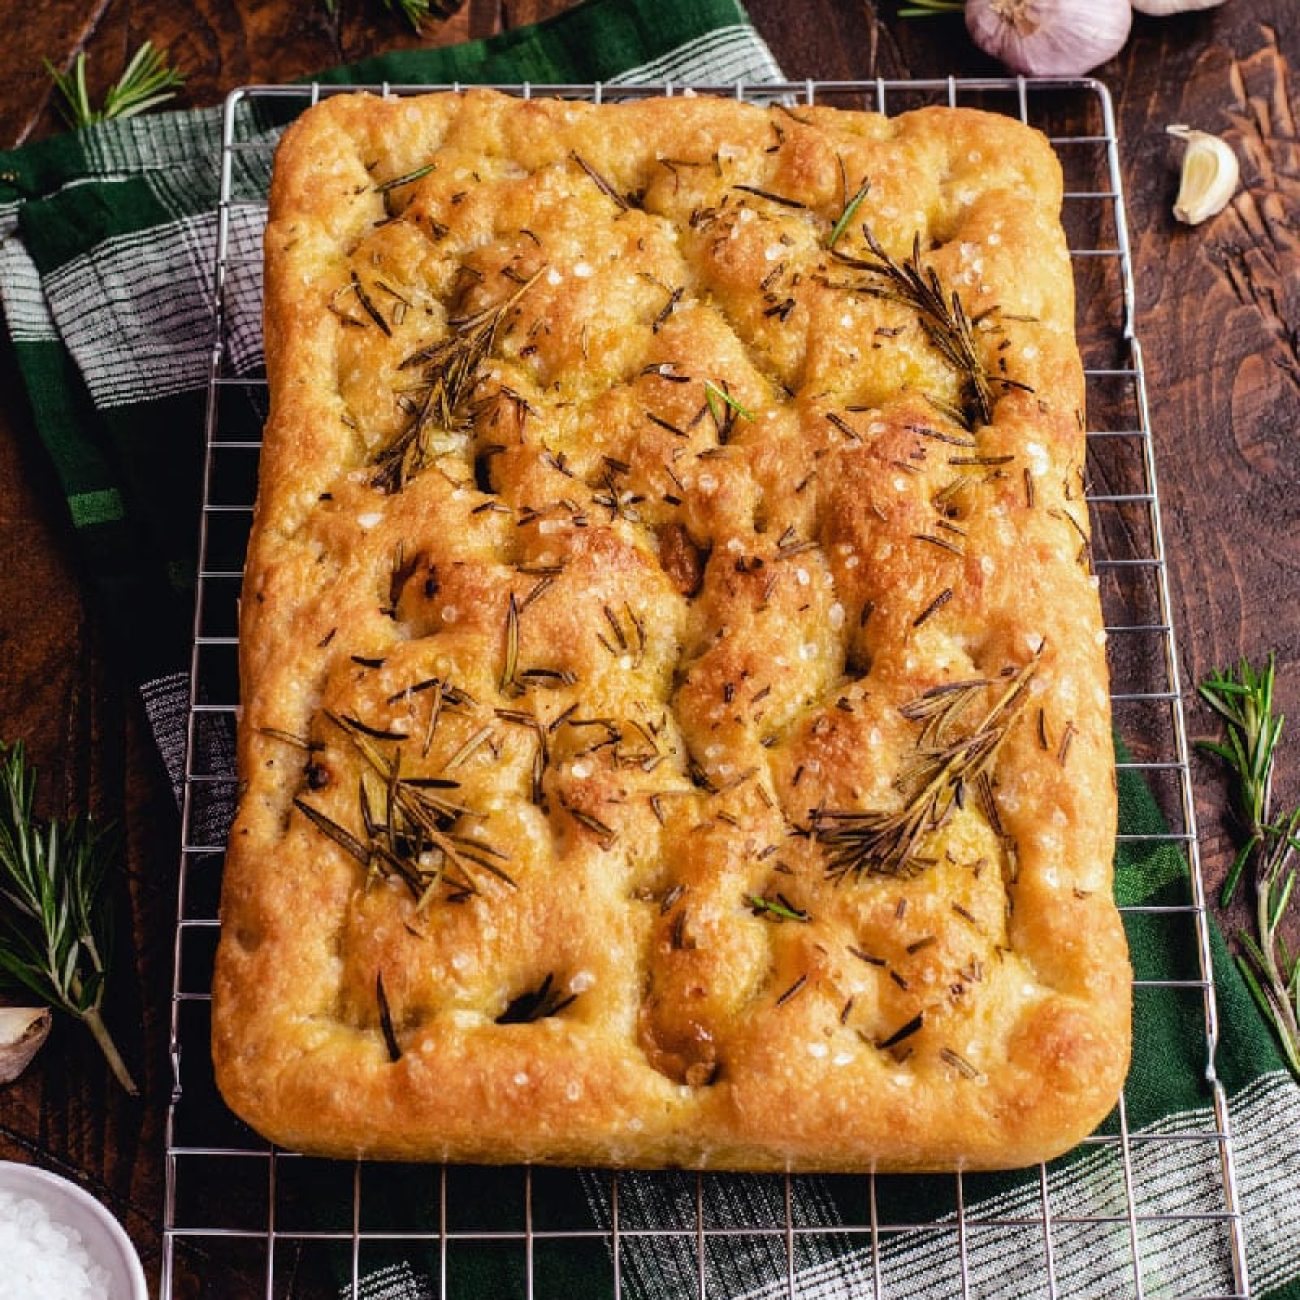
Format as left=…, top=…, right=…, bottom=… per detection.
left=0, top=1, right=1295, bottom=1295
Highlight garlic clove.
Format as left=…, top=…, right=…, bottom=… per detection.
left=1133, top=0, right=1226, bottom=14
left=0, top=1006, right=52, bottom=1085
left=1168, top=126, right=1240, bottom=225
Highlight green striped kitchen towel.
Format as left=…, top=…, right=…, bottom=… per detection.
left=337, top=754, right=1300, bottom=1300
left=0, top=0, right=1296, bottom=1295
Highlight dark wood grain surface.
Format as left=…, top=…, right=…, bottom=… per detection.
left=0, top=2, right=1295, bottom=1295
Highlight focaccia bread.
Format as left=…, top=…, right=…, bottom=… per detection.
left=213, top=88, right=1131, bottom=1171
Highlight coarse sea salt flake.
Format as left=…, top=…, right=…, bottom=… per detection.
left=357, top=511, right=383, bottom=530
left=573, top=262, right=594, bottom=278
left=0, top=1190, right=112, bottom=1300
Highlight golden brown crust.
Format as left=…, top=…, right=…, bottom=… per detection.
left=213, top=89, right=1130, bottom=1170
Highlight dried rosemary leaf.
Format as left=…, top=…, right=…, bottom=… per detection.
left=497, top=972, right=579, bottom=1024
left=876, top=1012, right=924, bottom=1051
left=375, top=971, right=402, bottom=1062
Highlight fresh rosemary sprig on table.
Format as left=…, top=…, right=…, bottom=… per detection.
left=45, top=42, right=184, bottom=130
left=1199, top=655, right=1300, bottom=1079
left=0, top=741, right=138, bottom=1095
left=897, top=0, right=965, bottom=16
left=323, top=0, right=465, bottom=32
left=386, top=0, right=465, bottom=31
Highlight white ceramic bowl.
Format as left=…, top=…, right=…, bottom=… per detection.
left=0, top=1161, right=148, bottom=1300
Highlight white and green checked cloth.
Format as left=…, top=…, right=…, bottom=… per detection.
left=1, top=0, right=1296, bottom=1294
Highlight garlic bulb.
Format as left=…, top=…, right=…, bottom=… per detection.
left=0, top=1007, right=51, bottom=1085
left=1133, top=0, right=1226, bottom=14
left=966, top=0, right=1132, bottom=78
left=1168, top=126, right=1239, bottom=225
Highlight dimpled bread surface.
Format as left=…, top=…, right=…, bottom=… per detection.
left=212, top=88, right=1130, bottom=1170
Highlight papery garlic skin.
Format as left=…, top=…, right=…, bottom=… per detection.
left=1168, top=126, right=1240, bottom=225
left=965, top=0, right=1132, bottom=77
left=0, top=1007, right=52, bottom=1085
left=1133, top=0, right=1226, bottom=14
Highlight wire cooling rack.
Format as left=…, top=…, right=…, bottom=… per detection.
left=164, top=78, right=1251, bottom=1299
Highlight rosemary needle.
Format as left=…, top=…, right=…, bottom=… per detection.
left=0, top=741, right=138, bottom=1095
left=703, top=379, right=755, bottom=423
left=827, top=178, right=871, bottom=249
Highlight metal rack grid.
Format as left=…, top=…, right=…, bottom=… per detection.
left=163, top=77, right=1251, bottom=1299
